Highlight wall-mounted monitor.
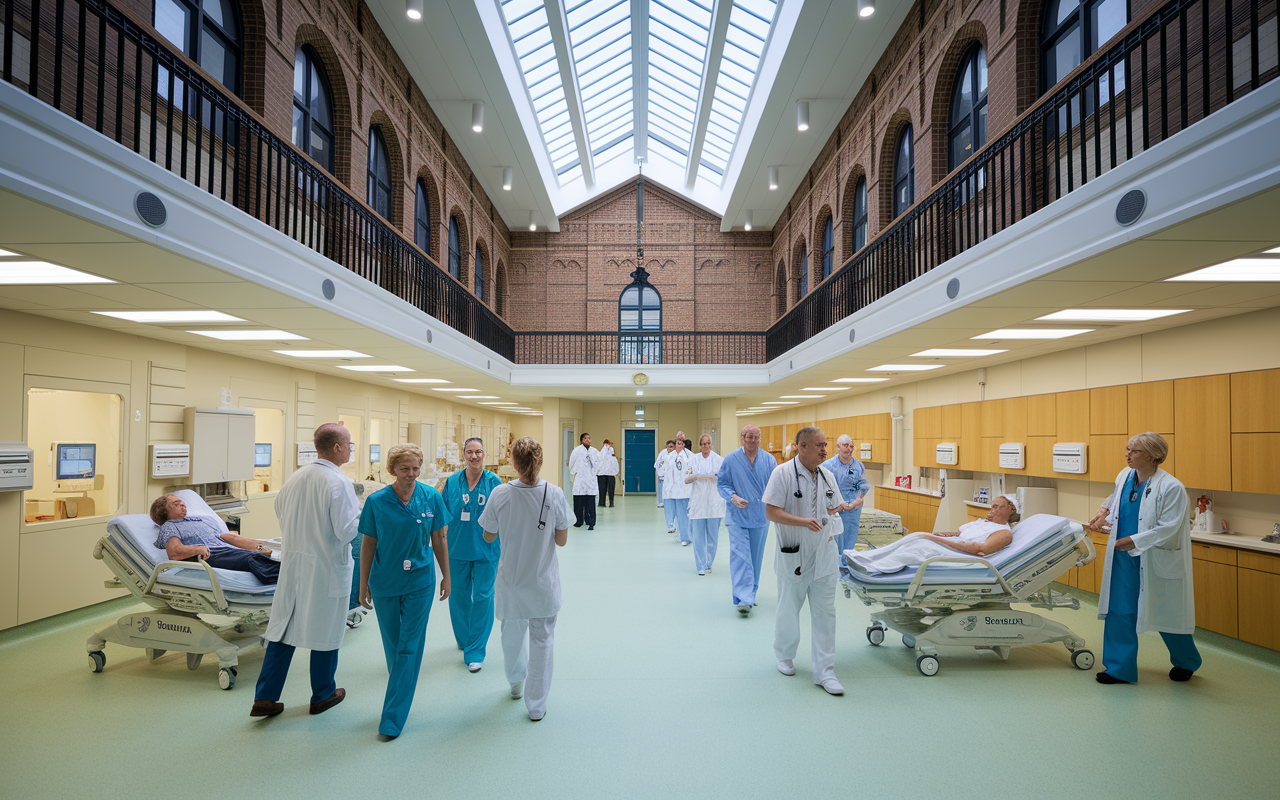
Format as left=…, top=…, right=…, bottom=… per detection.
left=55, top=442, right=96, bottom=481
left=370, top=444, right=381, bottom=463
left=254, top=443, right=272, bottom=468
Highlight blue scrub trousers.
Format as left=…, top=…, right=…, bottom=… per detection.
left=835, top=508, right=863, bottom=573
left=668, top=498, right=692, bottom=543
left=374, top=586, right=434, bottom=736
left=449, top=558, right=497, bottom=663
left=254, top=641, right=339, bottom=704
left=348, top=533, right=363, bottom=610
left=1102, top=548, right=1201, bottom=682
left=657, top=478, right=664, bottom=508
left=728, top=524, right=769, bottom=606
left=662, top=492, right=676, bottom=528
left=691, top=517, right=721, bottom=572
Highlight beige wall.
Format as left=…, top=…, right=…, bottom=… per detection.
left=0, top=310, right=519, bottom=630
left=747, top=307, right=1280, bottom=534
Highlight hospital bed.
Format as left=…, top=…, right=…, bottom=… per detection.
left=855, top=508, right=903, bottom=549
left=87, top=490, right=276, bottom=690
left=840, top=514, right=1097, bottom=677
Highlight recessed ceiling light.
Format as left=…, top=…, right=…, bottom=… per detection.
left=762, top=401, right=799, bottom=405
left=1165, top=258, right=1280, bottom=281
left=0, top=248, right=20, bottom=256
left=187, top=330, right=307, bottom=340
left=803, top=386, right=849, bottom=391
left=780, top=395, right=824, bottom=399
left=636, top=390, right=644, bottom=396
left=0, top=261, right=114, bottom=284
left=95, top=310, right=243, bottom=323
left=1266, top=246, right=1280, bottom=254
left=868, top=364, right=946, bottom=371
left=432, top=387, right=479, bottom=392
left=832, top=377, right=889, bottom=383
left=972, top=329, right=1093, bottom=339
left=479, top=401, right=512, bottom=405
left=911, top=349, right=1007, bottom=357
left=394, top=378, right=450, bottom=384
left=274, top=349, right=370, bottom=358
left=466, top=396, right=499, bottom=399
left=1035, top=309, right=1190, bottom=322
left=337, top=365, right=413, bottom=372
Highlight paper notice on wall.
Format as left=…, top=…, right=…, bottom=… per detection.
left=297, top=443, right=318, bottom=466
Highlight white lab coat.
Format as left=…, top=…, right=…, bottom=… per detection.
left=567, top=445, right=601, bottom=496
left=661, top=448, right=696, bottom=500
left=687, top=450, right=726, bottom=519
left=264, top=459, right=361, bottom=650
left=478, top=479, right=573, bottom=620
left=596, top=447, right=620, bottom=477
left=1097, top=467, right=1195, bottom=635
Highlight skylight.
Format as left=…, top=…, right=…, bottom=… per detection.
left=501, top=0, right=579, bottom=179
left=567, top=0, right=635, bottom=169
left=646, top=0, right=713, bottom=170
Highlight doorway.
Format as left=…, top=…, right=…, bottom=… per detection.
left=562, top=424, right=575, bottom=490
left=623, top=429, right=656, bottom=494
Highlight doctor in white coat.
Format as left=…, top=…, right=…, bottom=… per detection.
left=252, top=422, right=361, bottom=717
left=1088, top=432, right=1200, bottom=684
left=763, top=426, right=855, bottom=695
left=567, top=433, right=601, bottom=530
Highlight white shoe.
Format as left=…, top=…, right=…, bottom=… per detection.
left=681, top=541, right=690, bottom=547
left=705, top=566, right=712, bottom=573
left=737, top=604, right=751, bottom=617
left=345, top=607, right=367, bottom=628
left=777, top=660, right=796, bottom=676
left=667, top=527, right=675, bottom=534
left=819, top=678, right=845, bottom=695
left=697, top=569, right=706, bottom=576
left=510, top=682, right=524, bottom=699
left=467, top=662, right=482, bottom=673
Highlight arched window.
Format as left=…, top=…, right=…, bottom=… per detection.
left=414, top=180, right=431, bottom=255
left=799, top=244, right=809, bottom=298
left=293, top=47, right=335, bottom=173
left=367, top=127, right=392, bottom=221
left=775, top=261, right=787, bottom=316
left=448, top=217, right=461, bottom=280
left=154, top=0, right=241, bottom=94
left=852, top=178, right=868, bottom=252
left=1042, top=0, right=1128, bottom=96
left=495, top=264, right=508, bottom=317
left=474, top=246, right=484, bottom=299
left=948, top=44, right=988, bottom=172
left=619, top=278, right=662, bottom=364
left=821, top=216, right=835, bottom=280
left=893, top=126, right=915, bottom=217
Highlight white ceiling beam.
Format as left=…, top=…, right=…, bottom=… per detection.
left=631, top=0, right=648, bottom=165
left=684, top=0, right=734, bottom=189
left=544, top=0, right=596, bottom=188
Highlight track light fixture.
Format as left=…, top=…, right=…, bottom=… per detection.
left=471, top=102, right=484, bottom=133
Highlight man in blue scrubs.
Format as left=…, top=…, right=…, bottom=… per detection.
left=822, top=434, right=870, bottom=577
left=718, top=424, right=777, bottom=617
left=443, top=437, right=503, bottom=673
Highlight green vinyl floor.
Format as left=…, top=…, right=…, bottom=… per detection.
left=3, top=496, right=1280, bottom=799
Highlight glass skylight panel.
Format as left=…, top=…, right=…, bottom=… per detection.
left=568, top=0, right=635, bottom=157
left=700, top=0, right=777, bottom=178
left=502, top=0, right=579, bottom=177
left=647, top=0, right=712, bottom=169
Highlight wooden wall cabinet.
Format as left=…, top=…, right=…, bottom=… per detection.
left=1238, top=551, right=1280, bottom=651
left=1056, top=390, right=1091, bottom=442
left=1090, top=434, right=1130, bottom=482
left=1173, top=375, right=1232, bottom=491
left=915, top=406, right=941, bottom=439
left=1090, top=386, right=1128, bottom=434
left=980, top=399, right=1004, bottom=438
left=1027, top=394, right=1057, bottom=436
left=941, top=405, right=963, bottom=440
left=1231, top=433, right=1280, bottom=495
left=1128, top=380, right=1174, bottom=434
left=1192, top=543, right=1238, bottom=637
left=1230, top=369, right=1280, bottom=433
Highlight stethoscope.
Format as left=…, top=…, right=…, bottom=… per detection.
left=792, top=459, right=835, bottom=502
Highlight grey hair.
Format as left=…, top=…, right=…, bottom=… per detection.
left=836, top=434, right=854, bottom=446
left=794, top=425, right=823, bottom=444
left=1128, top=432, right=1169, bottom=465
left=463, top=437, right=484, bottom=451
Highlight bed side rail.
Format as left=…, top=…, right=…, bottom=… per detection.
left=143, top=560, right=230, bottom=613
left=903, top=555, right=1016, bottom=600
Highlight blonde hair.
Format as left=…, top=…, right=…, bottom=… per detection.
left=699, top=433, right=712, bottom=446
left=511, top=437, right=543, bottom=483
left=149, top=494, right=175, bottom=526
left=1128, top=432, right=1169, bottom=465
left=386, top=443, right=425, bottom=473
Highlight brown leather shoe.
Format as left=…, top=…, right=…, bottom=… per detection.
left=309, top=688, right=346, bottom=715
left=250, top=700, right=284, bottom=717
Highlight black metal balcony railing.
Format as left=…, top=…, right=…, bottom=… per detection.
left=1, top=0, right=516, bottom=360
left=515, top=332, right=766, bottom=365
left=766, top=0, right=1278, bottom=361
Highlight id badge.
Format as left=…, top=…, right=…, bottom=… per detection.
left=460, top=511, right=471, bottom=522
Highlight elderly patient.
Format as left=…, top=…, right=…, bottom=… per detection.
left=847, top=495, right=1020, bottom=575
left=151, top=494, right=280, bottom=584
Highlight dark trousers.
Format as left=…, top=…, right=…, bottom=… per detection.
left=597, top=476, right=615, bottom=506
left=573, top=494, right=597, bottom=528
left=254, top=640, right=339, bottom=703
left=192, top=548, right=280, bottom=583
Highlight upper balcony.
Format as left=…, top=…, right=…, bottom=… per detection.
left=1, top=0, right=1277, bottom=370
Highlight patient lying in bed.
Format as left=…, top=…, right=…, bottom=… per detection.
left=151, top=494, right=280, bottom=584
left=847, top=496, right=1020, bottom=575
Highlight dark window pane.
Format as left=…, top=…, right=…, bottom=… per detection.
left=292, top=105, right=305, bottom=149
left=293, top=49, right=306, bottom=100
left=203, top=0, right=238, bottom=38
left=311, top=63, right=331, bottom=125
left=155, top=0, right=192, bottom=55
left=310, top=125, right=332, bottom=169
left=201, top=30, right=236, bottom=89
left=1090, top=0, right=1126, bottom=51
left=1050, top=0, right=1080, bottom=29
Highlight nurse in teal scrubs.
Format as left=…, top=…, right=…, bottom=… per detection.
left=443, top=437, right=503, bottom=672
left=358, top=443, right=450, bottom=738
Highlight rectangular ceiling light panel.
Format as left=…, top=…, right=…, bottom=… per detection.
left=1036, top=309, right=1190, bottom=322
left=911, top=349, right=1007, bottom=357
left=0, top=261, right=115, bottom=284
left=973, top=329, right=1094, bottom=339
left=336, top=365, right=413, bottom=372
left=832, top=377, right=889, bottom=383
left=187, top=330, right=308, bottom=340
left=647, top=0, right=713, bottom=170
left=567, top=0, right=635, bottom=165
left=274, top=349, right=370, bottom=358
left=95, top=310, right=243, bottom=323
left=868, top=364, right=945, bottom=371
left=502, top=0, right=580, bottom=178
left=394, top=378, right=451, bottom=383
left=1165, top=259, right=1280, bottom=281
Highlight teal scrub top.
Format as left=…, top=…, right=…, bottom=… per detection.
left=359, top=482, right=448, bottom=597
left=442, top=469, right=503, bottom=563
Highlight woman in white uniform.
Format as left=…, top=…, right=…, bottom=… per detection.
left=479, top=437, right=572, bottom=721
left=686, top=434, right=725, bottom=575
left=1088, top=432, right=1199, bottom=684
left=662, top=438, right=696, bottom=546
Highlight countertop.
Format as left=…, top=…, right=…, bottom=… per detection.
left=1190, top=530, right=1280, bottom=556
left=877, top=484, right=943, bottom=499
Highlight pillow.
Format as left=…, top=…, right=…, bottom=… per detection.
left=171, top=489, right=229, bottom=534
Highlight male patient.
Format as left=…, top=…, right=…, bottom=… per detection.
left=847, top=495, right=1020, bottom=574
left=151, top=494, right=280, bottom=584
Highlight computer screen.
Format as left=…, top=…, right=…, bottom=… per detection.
left=56, top=443, right=96, bottom=481
left=369, top=444, right=381, bottom=463
left=254, top=443, right=272, bottom=468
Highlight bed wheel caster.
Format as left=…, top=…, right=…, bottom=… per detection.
left=866, top=626, right=885, bottom=646
left=218, top=667, right=237, bottom=690
left=146, top=648, right=166, bottom=663
left=902, top=635, right=916, bottom=648
left=187, top=653, right=204, bottom=671
left=916, top=655, right=940, bottom=676
left=1071, top=649, right=1095, bottom=670
left=88, top=651, right=106, bottom=673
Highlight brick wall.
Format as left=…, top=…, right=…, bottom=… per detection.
left=508, top=182, right=773, bottom=333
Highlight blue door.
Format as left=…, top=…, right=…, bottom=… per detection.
left=623, top=429, right=656, bottom=494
